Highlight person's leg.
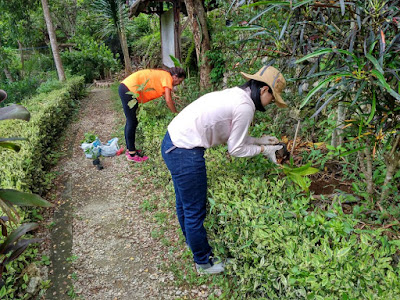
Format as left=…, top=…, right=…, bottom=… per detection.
left=162, top=132, right=186, bottom=240
left=119, top=83, right=138, bottom=152
left=161, top=132, right=212, bottom=264
left=175, top=157, right=210, bottom=263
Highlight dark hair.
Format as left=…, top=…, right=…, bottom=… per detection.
left=239, top=80, right=272, bottom=112
left=169, top=67, right=186, bottom=79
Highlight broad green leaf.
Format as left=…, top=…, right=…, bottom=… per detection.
left=169, top=55, right=182, bottom=68
left=284, top=163, right=319, bottom=176
left=339, top=146, right=365, bottom=157
left=2, top=238, right=42, bottom=264
left=0, top=104, right=30, bottom=121
left=249, top=6, right=276, bottom=23
left=295, top=49, right=334, bottom=64
left=300, top=73, right=352, bottom=108
left=365, top=53, right=384, bottom=74
left=279, top=13, right=292, bottom=40
left=296, top=48, right=358, bottom=65
left=366, top=89, right=376, bottom=125
left=371, top=70, right=400, bottom=101
left=292, top=0, right=315, bottom=9
left=337, top=247, right=351, bottom=258
left=128, top=99, right=137, bottom=109
left=0, top=141, right=21, bottom=152
left=388, top=240, right=400, bottom=248
left=0, top=189, right=53, bottom=207
left=0, top=223, right=38, bottom=254
left=351, top=81, right=367, bottom=105
left=246, top=1, right=291, bottom=8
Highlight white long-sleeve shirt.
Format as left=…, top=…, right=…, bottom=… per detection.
left=167, top=87, right=262, bottom=157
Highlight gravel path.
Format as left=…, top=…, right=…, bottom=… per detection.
left=45, top=87, right=202, bottom=299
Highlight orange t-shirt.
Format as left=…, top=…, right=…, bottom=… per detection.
left=121, top=69, right=173, bottom=103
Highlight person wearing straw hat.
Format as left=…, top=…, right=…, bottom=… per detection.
left=161, top=65, right=288, bottom=274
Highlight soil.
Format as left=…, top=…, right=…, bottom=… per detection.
left=41, top=87, right=205, bottom=299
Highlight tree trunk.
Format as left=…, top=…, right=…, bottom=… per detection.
left=118, top=30, right=132, bottom=76
left=380, top=135, right=400, bottom=202
left=17, top=40, right=24, bottom=77
left=41, top=0, right=65, bottom=81
left=3, top=69, right=14, bottom=82
left=331, top=103, right=346, bottom=147
left=118, top=2, right=132, bottom=76
left=183, top=0, right=211, bottom=89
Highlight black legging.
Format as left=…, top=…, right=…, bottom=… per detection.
left=119, top=83, right=139, bottom=152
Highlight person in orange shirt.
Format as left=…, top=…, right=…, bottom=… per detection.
left=119, top=67, right=186, bottom=162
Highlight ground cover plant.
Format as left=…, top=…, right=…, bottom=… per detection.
left=121, top=59, right=400, bottom=298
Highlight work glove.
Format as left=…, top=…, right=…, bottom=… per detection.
left=247, top=135, right=279, bottom=145
left=262, top=145, right=283, bottom=164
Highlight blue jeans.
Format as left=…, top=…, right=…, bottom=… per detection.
left=161, top=131, right=212, bottom=264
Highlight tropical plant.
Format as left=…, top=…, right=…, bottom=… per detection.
left=0, top=93, right=52, bottom=285
left=228, top=0, right=400, bottom=204
left=92, top=0, right=132, bottom=75
left=61, top=38, right=119, bottom=83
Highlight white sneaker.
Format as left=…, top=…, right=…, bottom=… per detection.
left=195, top=258, right=224, bottom=274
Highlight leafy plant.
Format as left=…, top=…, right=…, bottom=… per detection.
left=230, top=0, right=400, bottom=205
left=126, top=79, right=155, bottom=109
left=81, top=132, right=97, bottom=144
left=282, top=161, right=319, bottom=192
left=0, top=94, right=52, bottom=286
left=61, top=37, right=119, bottom=83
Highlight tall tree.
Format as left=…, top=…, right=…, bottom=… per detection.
left=184, top=0, right=211, bottom=89
left=41, top=0, right=66, bottom=81
left=93, top=0, right=132, bottom=76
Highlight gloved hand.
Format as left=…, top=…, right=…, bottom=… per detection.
left=262, top=145, right=283, bottom=164
left=254, top=135, right=279, bottom=145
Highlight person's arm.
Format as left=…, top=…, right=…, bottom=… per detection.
left=164, top=87, right=178, bottom=113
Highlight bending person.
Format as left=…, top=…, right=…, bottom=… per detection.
left=161, top=66, right=288, bottom=274
left=119, top=67, right=186, bottom=162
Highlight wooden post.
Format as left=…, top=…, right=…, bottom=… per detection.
left=173, top=1, right=181, bottom=61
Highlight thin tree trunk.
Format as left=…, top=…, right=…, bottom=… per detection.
left=118, top=30, right=132, bottom=76
left=184, top=0, right=211, bottom=89
left=380, top=135, right=400, bottom=202
left=17, top=40, right=24, bottom=77
left=3, top=69, right=13, bottom=82
left=331, top=103, right=346, bottom=147
left=118, top=2, right=132, bottom=76
left=41, top=0, right=65, bottom=81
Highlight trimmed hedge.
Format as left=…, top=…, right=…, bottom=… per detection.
left=0, top=76, right=86, bottom=194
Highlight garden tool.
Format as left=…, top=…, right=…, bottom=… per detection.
left=275, top=142, right=290, bottom=163
left=92, top=157, right=104, bottom=170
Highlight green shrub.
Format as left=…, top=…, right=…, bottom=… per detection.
left=204, top=147, right=400, bottom=299
left=36, top=77, right=64, bottom=94
left=1, top=77, right=42, bottom=106
left=0, top=76, right=86, bottom=194
left=61, top=38, right=119, bottom=83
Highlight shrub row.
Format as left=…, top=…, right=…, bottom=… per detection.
left=0, top=76, right=86, bottom=194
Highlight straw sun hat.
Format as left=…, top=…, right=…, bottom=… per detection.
left=241, top=66, right=288, bottom=108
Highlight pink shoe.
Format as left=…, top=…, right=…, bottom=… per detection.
left=126, top=151, right=148, bottom=162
